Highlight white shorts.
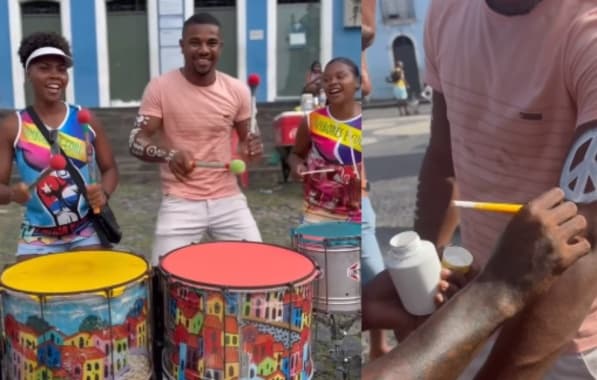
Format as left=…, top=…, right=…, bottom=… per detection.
left=151, top=193, right=262, bottom=265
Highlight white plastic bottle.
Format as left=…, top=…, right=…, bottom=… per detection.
left=385, top=231, right=442, bottom=316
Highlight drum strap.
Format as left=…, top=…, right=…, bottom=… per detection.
left=26, top=106, right=93, bottom=200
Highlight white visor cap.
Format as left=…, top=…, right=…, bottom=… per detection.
left=25, top=46, right=73, bottom=71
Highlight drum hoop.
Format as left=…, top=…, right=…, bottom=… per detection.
left=159, top=240, right=320, bottom=292
left=291, top=222, right=361, bottom=237
left=293, top=233, right=361, bottom=253
left=159, top=267, right=319, bottom=293
left=0, top=249, right=151, bottom=297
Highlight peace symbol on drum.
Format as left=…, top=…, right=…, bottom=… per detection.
left=560, top=128, right=597, bottom=204
left=346, top=262, right=360, bottom=282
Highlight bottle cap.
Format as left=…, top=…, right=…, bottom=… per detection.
left=389, top=231, right=421, bottom=254
left=442, top=246, right=474, bottom=274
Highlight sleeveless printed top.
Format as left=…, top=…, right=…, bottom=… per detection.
left=14, top=104, right=96, bottom=243
left=303, top=106, right=362, bottom=222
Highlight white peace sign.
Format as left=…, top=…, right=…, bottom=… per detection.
left=560, top=128, right=597, bottom=204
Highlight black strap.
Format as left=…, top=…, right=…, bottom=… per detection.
left=26, top=106, right=91, bottom=202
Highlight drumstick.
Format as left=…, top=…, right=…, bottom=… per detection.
left=28, top=155, right=67, bottom=192
left=248, top=74, right=260, bottom=136
left=78, top=108, right=100, bottom=214
left=300, top=168, right=336, bottom=176
left=453, top=200, right=523, bottom=214
left=195, top=159, right=246, bottom=174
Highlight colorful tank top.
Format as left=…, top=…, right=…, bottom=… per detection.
left=303, top=106, right=362, bottom=222
left=13, top=104, right=96, bottom=245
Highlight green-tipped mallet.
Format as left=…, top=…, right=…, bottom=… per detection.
left=195, top=159, right=246, bottom=175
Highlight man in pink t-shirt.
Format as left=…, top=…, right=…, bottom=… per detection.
left=365, top=0, right=597, bottom=378
left=129, top=12, right=263, bottom=266
left=420, top=1, right=597, bottom=378
left=129, top=13, right=263, bottom=376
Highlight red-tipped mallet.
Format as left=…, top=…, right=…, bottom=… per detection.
left=77, top=108, right=92, bottom=125
left=247, top=73, right=261, bottom=137
left=248, top=74, right=260, bottom=92
left=29, top=154, right=67, bottom=192
left=78, top=107, right=99, bottom=186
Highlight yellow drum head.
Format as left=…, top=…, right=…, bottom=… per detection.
left=1, top=251, right=148, bottom=294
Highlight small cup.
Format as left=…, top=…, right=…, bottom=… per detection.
left=442, top=246, right=474, bottom=274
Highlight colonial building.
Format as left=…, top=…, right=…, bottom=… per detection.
left=0, top=0, right=361, bottom=109
left=366, top=0, right=430, bottom=100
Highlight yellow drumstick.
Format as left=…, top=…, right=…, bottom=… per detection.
left=453, top=200, right=523, bottom=214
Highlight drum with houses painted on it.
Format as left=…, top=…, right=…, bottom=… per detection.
left=0, top=251, right=152, bottom=380
left=291, top=222, right=361, bottom=313
left=159, top=241, right=319, bottom=380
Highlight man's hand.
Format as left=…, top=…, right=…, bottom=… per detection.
left=362, top=270, right=425, bottom=339
left=435, top=266, right=478, bottom=305
left=241, top=133, right=264, bottom=160
left=168, top=150, right=195, bottom=182
left=480, top=187, right=591, bottom=313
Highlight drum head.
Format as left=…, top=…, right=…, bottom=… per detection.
left=1, top=250, right=148, bottom=295
left=160, top=241, right=317, bottom=289
left=292, top=221, right=361, bottom=247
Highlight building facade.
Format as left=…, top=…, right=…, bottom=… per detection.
left=0, top=0, right=360, bottom=109
left=365, top=0, right=430, bottom=101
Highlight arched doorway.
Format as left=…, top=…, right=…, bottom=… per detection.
left=392, top=35, right=420, bottom=97
left=194, top=0, right=237, bottom=77
left=21, top=1, right=62, bottom=106
left=106, top=0, right=150, bottom=105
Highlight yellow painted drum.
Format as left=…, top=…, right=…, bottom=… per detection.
left=0, top=251, right=152, bottom=380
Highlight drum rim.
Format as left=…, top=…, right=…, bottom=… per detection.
left=291, top=221, right=361, bottom=234
left=0, top=249, right=150, bottom=296
left=291, top=222, right=361, bottom=246
left=292, top=232, right=361, bottom=254
left=158, top=240, right=320, bottom=291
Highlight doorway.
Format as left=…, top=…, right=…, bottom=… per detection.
left=392, top=35, right=420, bottom=97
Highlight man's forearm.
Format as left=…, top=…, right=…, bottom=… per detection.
left=477, top=213, right=597, bottom=379
left=128, top=127, right=174, bottom=163
left=363, top=281, right=516, bottom=380
left=414, top=91, right=459, bottom=248
left=414, top=154, right=460, bottom=248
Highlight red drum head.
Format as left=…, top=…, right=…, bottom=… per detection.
left=160, top=241, right=318, bottom=289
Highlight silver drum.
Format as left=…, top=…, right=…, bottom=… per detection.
left=292, top=222, right=361, bottom=313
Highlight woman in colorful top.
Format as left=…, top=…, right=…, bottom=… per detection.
left=289, top=57, right=362, bottom=224
left=0, top=32, right=119, bottom=260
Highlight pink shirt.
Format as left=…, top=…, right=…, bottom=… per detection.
left=139, top=70, right=251, bottom=200
left=425, top=0, right=597, bottom=352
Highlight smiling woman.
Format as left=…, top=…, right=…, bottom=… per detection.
left=0, top=31, right=119, bottom=259
left=288, top=57, right=363, bottom=224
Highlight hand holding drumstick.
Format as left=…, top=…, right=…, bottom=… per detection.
left=290, top=160, right=337, bottom=182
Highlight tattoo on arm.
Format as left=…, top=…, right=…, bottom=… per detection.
left=560, top=125, right=597, bottom=204
left=128, top=115, right=174, bottom=163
